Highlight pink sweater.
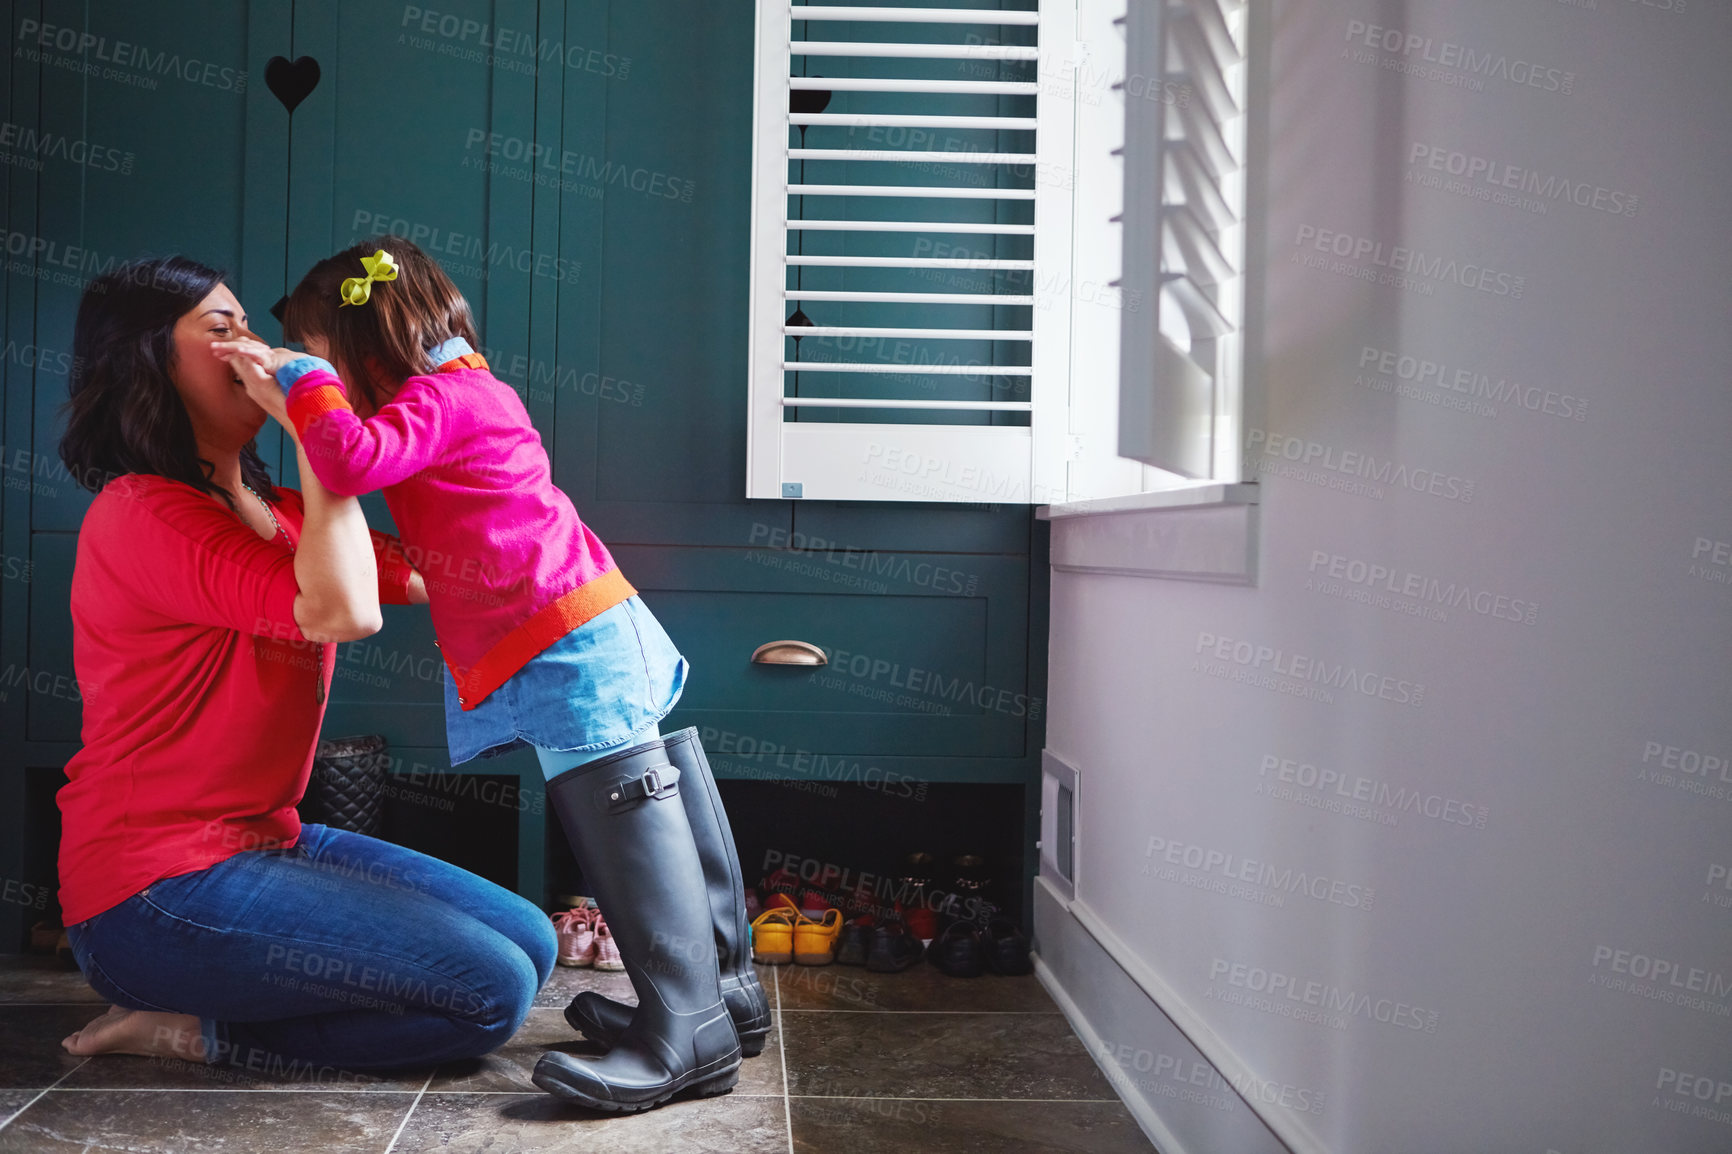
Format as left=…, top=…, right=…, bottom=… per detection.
left=285, top=359, right=634, bottom=709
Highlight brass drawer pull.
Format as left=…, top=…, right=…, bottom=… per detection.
left=751, top=640, right=828, bottom=666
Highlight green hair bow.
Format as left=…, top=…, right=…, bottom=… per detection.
left=338, top=249, right=398, bottom=307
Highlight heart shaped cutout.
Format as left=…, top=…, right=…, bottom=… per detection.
left=265, top=55, right=321, bottom=114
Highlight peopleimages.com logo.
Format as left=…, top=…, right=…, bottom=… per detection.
left=1143, top=834, right=1376, bottom=911
left=1293, top=225, right=1525, bottom=299
left=1206, top=957, right=1440, bottom=1034
left=1342, top=19, right=1575, bottom=95
left=1194, top=631, right=1425, bottom=707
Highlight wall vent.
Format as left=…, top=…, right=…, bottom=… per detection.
left=1040, top=748, right=1080, bottom=900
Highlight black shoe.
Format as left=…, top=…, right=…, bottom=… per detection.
left=565, top=729, right=771, bottom=1059
left=928, top=921, right=985, bottom=978
left=985, top=917, right=1033, bottom=975
left=533, top=739, right=742, bottom=1111
left=896, top=851, right=937, bottom=908
left=950, top=853, right=991, bottom=898
left=866, top=922, right=925, bottom=973
left=836, top=918, right=873, bottom=967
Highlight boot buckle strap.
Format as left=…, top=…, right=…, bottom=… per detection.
left=597, top=763, right=681, bottom=811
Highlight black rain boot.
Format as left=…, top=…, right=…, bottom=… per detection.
left=564, top=728, right=772, bottom=1056
left=532, top=738, right=741, bottom=1111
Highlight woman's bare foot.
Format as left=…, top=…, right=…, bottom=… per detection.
left=62, top=1004, right=206, bottom=1061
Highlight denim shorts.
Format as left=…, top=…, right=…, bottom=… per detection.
left=443, top=595, right=688, bottom=765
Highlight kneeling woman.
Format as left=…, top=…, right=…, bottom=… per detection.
left=54, top=256, right=555, bottom=1073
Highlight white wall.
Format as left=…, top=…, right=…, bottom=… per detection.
left=1038, top=1, right=1732, bottom=1151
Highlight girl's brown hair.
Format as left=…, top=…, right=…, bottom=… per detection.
left=281, top=238, right=479, bottom=413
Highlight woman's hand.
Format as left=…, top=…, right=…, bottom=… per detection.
left=213, top=339, right=294, bottom=431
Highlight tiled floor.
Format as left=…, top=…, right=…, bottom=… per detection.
left=0, top=955, right=1154, bottom=1153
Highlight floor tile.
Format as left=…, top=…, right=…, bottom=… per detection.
left=0, top=1090, right=415, bottom=1153
left=393, top=1090, right=789, bottom=1153
left=0, top=960, right=102, bottom=1006
left=0, top=946, right=1152, bottom=1152
left=0, top=1005, right=427, bottom=1095
left=0, top=1091, right=39, bottom=1129
left=774, top=961, right=1058, bottom=1013
left=0, top=1007, right=102, bottom=1090
left=533, top=963, right=636, bottom=1010
left=739, top=1013, right=787, bottom=1098
left=783, top=1011, right=1121, bottom=1101
left=432, top=1008, right=786, bottom=1098
left=790, top=1096, right=1155, bottom=1153
left=429, top=1007, right=589, bottom=1094
left=59, top=1050, right=428, bottom=1094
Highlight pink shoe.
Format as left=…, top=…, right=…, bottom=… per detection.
left=552, top=908, right=596, bottom=967
left=592, top=915, right=625, bottom=971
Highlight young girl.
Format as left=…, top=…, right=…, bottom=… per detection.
left=217, top=239, right=767, bottom=1113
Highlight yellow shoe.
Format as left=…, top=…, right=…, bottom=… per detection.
left=751, top=908, right=796, bottom=964
left=794, top=908, right=843, bottom=966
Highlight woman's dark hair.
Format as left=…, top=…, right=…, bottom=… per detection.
left=59, top=255, right=276, bottom=509
left=282, top=237, right=479, bottom=415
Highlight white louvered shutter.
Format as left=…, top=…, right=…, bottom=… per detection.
left=746, top=1, right=1076, bottom=503
left=1117, top=0, right=1247, bottom=480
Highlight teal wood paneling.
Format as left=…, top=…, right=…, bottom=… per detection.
left=240, top=0, right=295, bottom=478
left=0, top=0, right=32, bottom=951
left=791, top=501, right=1031, bottom=556
left=2, top=0, right=37, bottom=747
left=552, top=0, right=787, bottom=548
left=28, top=1, right=255, bottom=533
left=17, top=2, right=260, bottom=762
left=618, top=546, right=1033, bottom=765
left=522, top=0, right=568, bottom=453
left=22, top=531, right=75, bottom=743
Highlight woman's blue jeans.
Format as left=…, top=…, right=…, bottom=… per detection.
left=64, top=823, right=557, bottom=1075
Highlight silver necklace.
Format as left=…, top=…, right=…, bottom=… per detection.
left=240, top=481, right=290, bottom=550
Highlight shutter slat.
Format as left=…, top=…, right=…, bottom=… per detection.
left=1163, top=204, right=1234, bottom=285
left=1168, top=14, right=1238, bottom=120
left=1167, top=15, right=1240, bottom=127
left=791, top=76, right=1038, bottom=95
left=788, top=183, right=1036, bottom=199
left=1167, top=82, right=1238, bottom=180
left=783, top=362, right=1031, bottom=375
left=1163, top=274, right=1232, bottom=339
left=787, top=220, right=1035, bottom=235
left=791, top=113, right=1038, bottom=129
left=792, top=6, right=1041, bottom=26
left=788, top=326, right=1034, bottom=340
left=791, top=41, right=1039, bottom=60
left=1166, top=142, right=1234, bottom=231
left=787, top=255, right=1035, bottom=269
left=788, top=148, right=1038, bottom=164
left=1180, top=0, right=1245, bottom=66
left=786, top=289, right=1037, bottom=304
left=783, top=398, right=1034, bottom=411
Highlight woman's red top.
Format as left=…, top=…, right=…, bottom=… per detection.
left=56, top=475, right=413, bottom=924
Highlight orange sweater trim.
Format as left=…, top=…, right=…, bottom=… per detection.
left=286, top=383, right=352, bottom=430
left=445, top=567, right=637, bottom=710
